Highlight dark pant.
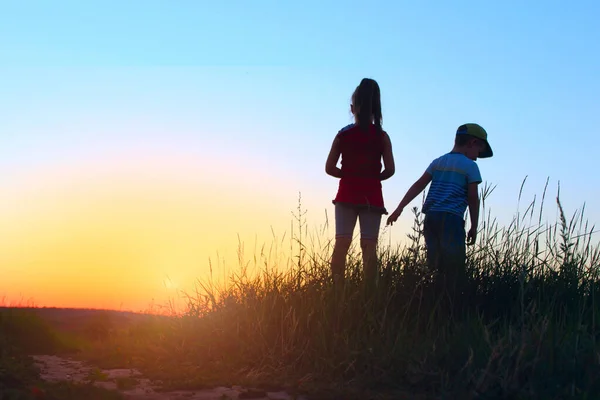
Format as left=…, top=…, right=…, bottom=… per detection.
left=423, top=212, right=467, bottom=307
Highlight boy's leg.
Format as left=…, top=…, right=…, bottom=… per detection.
left=438, top=213, right=467, bottom=310
left=423, top=213, right=445, bottom=310
left=332, top=203, right=358, bottom=285
left=358, top=209, right=382, bottom=289
left=423, top=213, right=442, bottom=274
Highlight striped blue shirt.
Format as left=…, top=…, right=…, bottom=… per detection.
left=422, top=152, right=482, bottom=218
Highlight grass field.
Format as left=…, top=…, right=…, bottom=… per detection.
left=2, top=182, right=600, bottom=399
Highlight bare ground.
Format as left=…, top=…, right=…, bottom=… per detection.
left=32, top=354, right=308, bottom=400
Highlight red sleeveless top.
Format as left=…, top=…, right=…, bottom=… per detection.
left=332, top=123, right=387, bottom=214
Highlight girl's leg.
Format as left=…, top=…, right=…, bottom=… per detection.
left=332, top=204, right=358, bottom=285
left=358, top=209, right=382, bottom=287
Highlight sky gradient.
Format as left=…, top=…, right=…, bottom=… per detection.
left=1, top=1, right=599, bottom=311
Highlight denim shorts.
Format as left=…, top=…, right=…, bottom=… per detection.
left=335, top=203, right=382, bottom=241
left=423, top=211, right=466, bottom=275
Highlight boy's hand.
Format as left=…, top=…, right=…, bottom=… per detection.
left=467, top=227, right=477, bottom=245
left=386, top=208, right=403, bottom=226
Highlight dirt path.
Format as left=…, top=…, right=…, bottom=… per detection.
left=32, top=355, right=307, bottom=400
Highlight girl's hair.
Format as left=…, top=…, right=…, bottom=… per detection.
left=352, top=78, right=383, bottom=132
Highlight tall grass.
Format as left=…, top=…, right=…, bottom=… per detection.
left=88, top=181, right=600, bottom=399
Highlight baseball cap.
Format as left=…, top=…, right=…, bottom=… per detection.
left=456, top=123, right=493, bottom=158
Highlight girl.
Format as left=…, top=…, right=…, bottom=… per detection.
left=325, top=78, right=395, bottom=286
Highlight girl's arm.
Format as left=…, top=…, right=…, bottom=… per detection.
left=325, top=136, right=343, bottom=178
left=380, top=132, right=395, bottom=181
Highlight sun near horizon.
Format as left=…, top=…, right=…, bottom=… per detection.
left=0, top=144, right=311, bottom=313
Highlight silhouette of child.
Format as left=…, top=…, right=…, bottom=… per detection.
left=325, top=78, right=396, bottom=287
left=387, top=123, right=493, bottom=308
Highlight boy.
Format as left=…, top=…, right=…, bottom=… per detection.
left=386, top=123, right=493, bottom=306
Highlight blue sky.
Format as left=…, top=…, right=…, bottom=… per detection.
left=2, top=0, right=600, bottom=244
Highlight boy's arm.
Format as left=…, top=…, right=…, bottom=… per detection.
left=387, top=172, right=432, bottom=225
left=379, top=132, right=395, bottom=181
left=325, top=136, right=343, bottom=178
left=467, top=182, right=480, bottom=245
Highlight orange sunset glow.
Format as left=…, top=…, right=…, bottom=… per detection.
left=2, top=4, right=600, bottom=399
left=0, top=146, right=306, bottom=312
